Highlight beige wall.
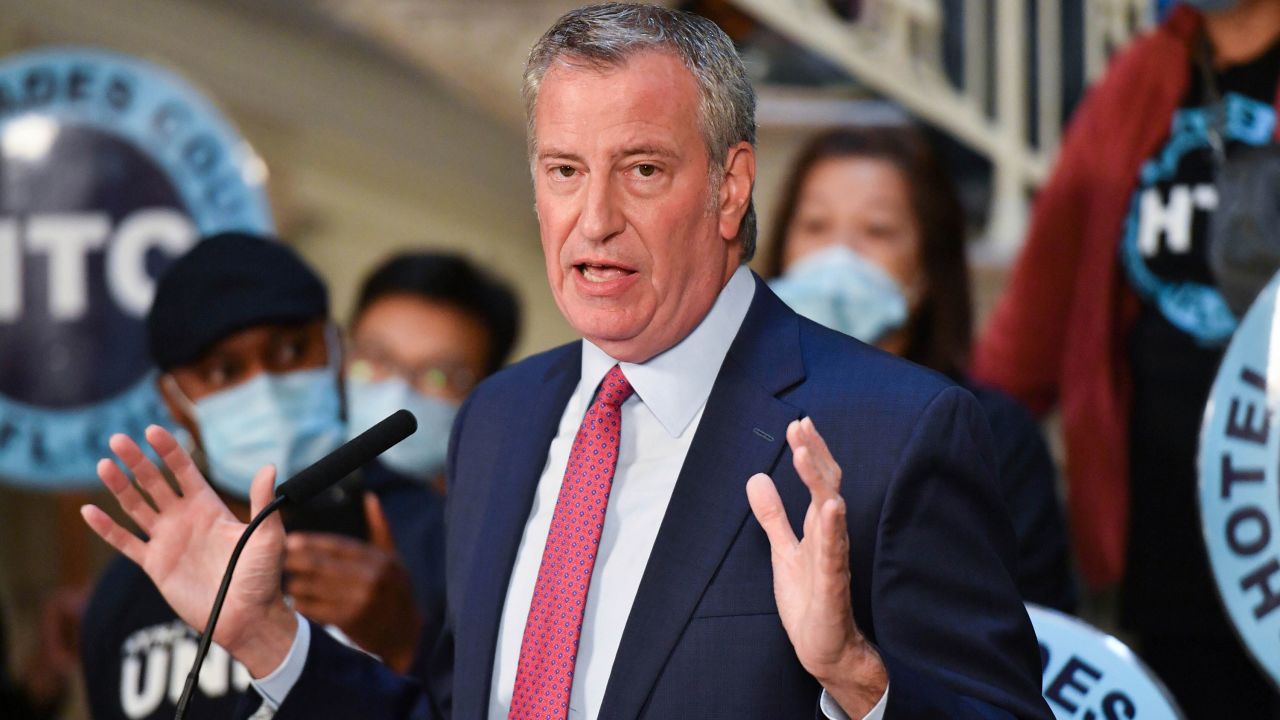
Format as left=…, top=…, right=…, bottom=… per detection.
left=0, top=0, right=574, bottom=711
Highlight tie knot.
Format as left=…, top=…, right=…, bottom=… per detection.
left=595, top=365, right=634, bottom=409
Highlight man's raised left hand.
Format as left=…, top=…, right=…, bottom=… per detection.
left=746, top=417, right=888, bottom=717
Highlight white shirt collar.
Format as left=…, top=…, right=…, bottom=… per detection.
left=580, top=265, right=756, bottom=438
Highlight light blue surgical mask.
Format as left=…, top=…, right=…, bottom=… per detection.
left=346, top=375, right=457, bottom=482
left=166, top=335, right=346, bottom=500
left=769, top=245, right=909, bottom=344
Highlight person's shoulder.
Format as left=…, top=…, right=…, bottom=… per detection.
left=962, top=379, right=1056, bottom=479
left=468, top=341, right=578, bottom=403
left=364, top=463, right=443, bottom=518
left=963, top=380, right=1040, bottom=435
left=796, top=317, right=959, bottom=412
left=1085, top=6, right=1196, bottom=105
left=449, top=341, right=579, bottom=440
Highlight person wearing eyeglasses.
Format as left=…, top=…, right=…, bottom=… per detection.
left=283, top=251, right=521, bottom=679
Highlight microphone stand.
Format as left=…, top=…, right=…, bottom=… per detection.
left=169, top=408, right=416, bottom=719
left=173, top=494, right=289, bottom=720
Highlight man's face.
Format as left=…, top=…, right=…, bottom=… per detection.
left=160, top=319, right=330, bottom=443
left=533, top=50, right=751, bottom=363
left=347, top=294, right=491, bottom=405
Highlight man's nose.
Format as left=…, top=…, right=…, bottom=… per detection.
left=579, top=172, right=625, bottom=243
left=841, top=234, right=868, bottom=257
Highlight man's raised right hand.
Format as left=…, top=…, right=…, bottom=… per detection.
left=81, top=424, right=297, bottom=678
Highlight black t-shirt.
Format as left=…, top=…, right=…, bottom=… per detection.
left=1122, top=38, right=1280, bottom=633
left=80, top=465, right=447, bottom=719
left=80, top=556, right=254, bottom=720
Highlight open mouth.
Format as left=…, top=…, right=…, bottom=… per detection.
left=575, top=262, right=636, bottom=283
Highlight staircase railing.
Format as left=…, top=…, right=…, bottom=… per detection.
left=731, top=0, right=1155, bottom=259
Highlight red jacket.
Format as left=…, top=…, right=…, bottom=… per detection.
left=973, top=7, right=1280, bottom=589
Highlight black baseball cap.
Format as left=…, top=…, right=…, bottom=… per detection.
left=147, top=231, right=329, bottom=371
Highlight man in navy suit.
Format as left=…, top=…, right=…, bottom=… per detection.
left=82, top=4, right=1051, bottom=719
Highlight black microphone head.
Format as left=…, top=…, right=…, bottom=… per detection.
left=275, top=409, right=418, bottom=505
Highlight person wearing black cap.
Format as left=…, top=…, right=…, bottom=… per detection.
left=146, top=232, right=342, bottom=498
left=78, top=232, right=426, bottom=720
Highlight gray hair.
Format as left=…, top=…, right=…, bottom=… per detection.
left=523, top=2, right=758, bottom=261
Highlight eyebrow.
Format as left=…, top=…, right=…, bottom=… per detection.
left=537, top=148, right=584, bottom=163
left=537, top=145, right=678, bottom=163
left=618, top=145, right=677, bottom=160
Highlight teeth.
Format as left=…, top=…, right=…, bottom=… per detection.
left=581, top=264, right=628, bottom=282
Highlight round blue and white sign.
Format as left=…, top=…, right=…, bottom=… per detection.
left=1029, top=604, right=1183, bottom=719
left=1199, top=270, right=1280, bottom=687
left=0, top=48, right=272, bottom=489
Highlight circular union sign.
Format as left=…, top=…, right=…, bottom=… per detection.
left=1029, top=603, right=1183, bottom=719
left=1199, top=270, right=1280, bottom=688
left=0, top=47, right=272, bottom=488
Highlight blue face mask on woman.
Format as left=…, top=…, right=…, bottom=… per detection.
left=345, top=375, right=458, bottom=482
left=768, top=245, right=910, bottom=344
left=166, top=337, right=346, bottom=500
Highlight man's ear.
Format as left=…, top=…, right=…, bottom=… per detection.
left=718, top=141, right=756, bottom=242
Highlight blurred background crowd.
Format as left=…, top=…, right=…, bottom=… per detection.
left=2, top=0, right=1278, bottom=717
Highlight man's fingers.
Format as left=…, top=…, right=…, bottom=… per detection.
left=285, top=532, right=364, bottom=561
left=283, top=544, right=338, bottom=577
left=80, top=505, right=146, bottom=566
left=246, top=464, right=287, bottom=568
left=818, top=496, right=850, bottom=579
left=146, top=425, right=208, bottom=498
left=283, top=534, right=369, bottom=577
left=96, top=458, right=158, bottom=533
left=288, top=592, right=342, bottom=625
left=109, top=433, right=179, bottom=511
left=364, top=494, right=397, bottom=553
left=789, top=418, right=845, bottom=515
left=286, top=574, right=357, bottom=619
left=801, top=417, right=842, bottom=489
left=284, top=573, right=325, bottom=601
left=785, top=419, right=805, bottom=455
left=248, top=464, right=278, bottom=518
left=793, top=446, right=837, bottom=508
left=746, top=473, right=798, bottom=552
left=790, top=418, right=840, bottom=489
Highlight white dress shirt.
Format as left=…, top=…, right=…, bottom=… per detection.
left=255, top=265, right=885, bottom=719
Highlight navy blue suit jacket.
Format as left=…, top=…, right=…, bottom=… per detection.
left=268, top=277, right=1052, bottom=719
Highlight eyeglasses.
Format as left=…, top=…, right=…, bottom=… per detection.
left=347, top=342, right=477, bottom=399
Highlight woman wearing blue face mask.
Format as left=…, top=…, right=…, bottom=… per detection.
left=764, top=126, right=1078, bottom=615
left=287, top=252, right=519, bottom=680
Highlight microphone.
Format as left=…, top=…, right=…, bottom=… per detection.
left=277, top=409, right=418, bottom=504
left=174, top=410, right=418, bottom=720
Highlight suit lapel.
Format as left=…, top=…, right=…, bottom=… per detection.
left=597, top=277, right=807, bottom=720
left=453, top=346, right=581, bottom=720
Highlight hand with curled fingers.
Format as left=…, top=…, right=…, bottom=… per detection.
left=80, top=424, right=298, bottom=678
left=284, top=494, right=423, bottom=672
left=745, top=417, right=888, bottom=717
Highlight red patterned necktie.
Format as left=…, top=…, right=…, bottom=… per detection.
left=508, top=365, right=634, bottom=720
